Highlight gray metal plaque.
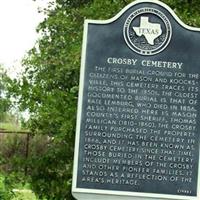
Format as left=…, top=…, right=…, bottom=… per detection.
left=72, top=1, right=200, bottom=200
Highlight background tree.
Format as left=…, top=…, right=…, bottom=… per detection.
left=8, top=0, right=200, bottom=199
left=0, top=67, right=10, bottom=123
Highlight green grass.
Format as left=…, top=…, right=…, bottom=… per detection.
left=0, top=113, right=26, bottom=132
left=12, top=189, right=37, bottom=200
left=0, top=122, right=22, bottom=132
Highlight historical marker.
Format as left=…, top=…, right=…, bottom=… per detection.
left=72, top=0, right=200, bottom=200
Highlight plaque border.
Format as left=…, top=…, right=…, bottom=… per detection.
left=72, top=0, right=200, bottom=199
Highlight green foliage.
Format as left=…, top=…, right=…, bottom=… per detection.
left=7, top=0, right=200, bottom=199
left=0, top=173, right=38, bottom=200
left=0, top=173, right=14, bottom=200
left=0, top=133, right=47, bottom=199
left=0, top=67, right=11, bottom=122
left=0, top=132, right=48, bottom=174
left=0, top=172, right=28, bottom=200
left=161, top=0, right=200, bottom=26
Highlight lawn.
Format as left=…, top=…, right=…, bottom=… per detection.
left=12, top=189, right=37, bottom=200
left=0, top=122, right=22, bottom=132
